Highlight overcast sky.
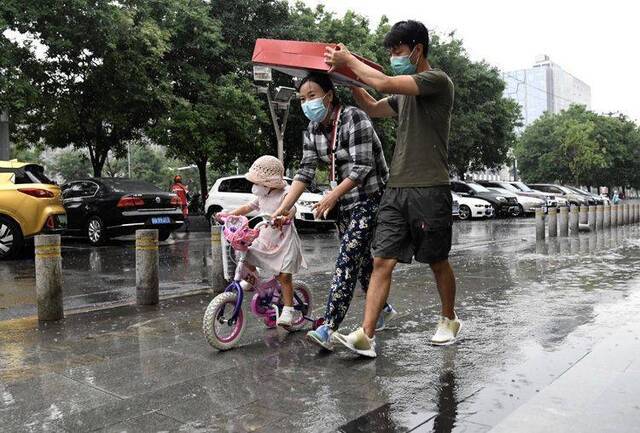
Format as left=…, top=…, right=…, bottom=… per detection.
left=300, top=0, right=640, bottom=121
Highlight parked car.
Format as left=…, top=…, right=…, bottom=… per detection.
left=0, top=161, right=67, bottom=259
left=204, top=175, right=334, bottom=230
left=564, top=186, right=609, bottom=205
left=478, top=180, right=558, bottom=208
left=62, top=178, right=183, bottom=245
left=486, top=187, right=545, bottom=215
left=452, top=195, right=460, bottom=218
left=452, top=192, right=494, bottom=220
left=528, top=184, right=592, bottom=207
left=450, top=180, right=519, bottom=216
left=508, top=181, right=568, bottom=207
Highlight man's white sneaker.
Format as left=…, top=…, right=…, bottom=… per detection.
left=276, top=306, right=295, bottom=329
left=332, top=327, right=377, bottom=358
left=430, top=314, right=462, bottom=346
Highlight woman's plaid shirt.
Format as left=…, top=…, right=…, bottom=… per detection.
left=294, top=106, right=389, bottom=211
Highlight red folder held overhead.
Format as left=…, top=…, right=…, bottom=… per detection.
left=252, top=39, right=383, bottom=87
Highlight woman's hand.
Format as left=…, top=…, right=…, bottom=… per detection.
left=313, top=192, right=339, bottom=219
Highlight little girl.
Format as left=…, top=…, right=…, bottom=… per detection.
left=221, top=155, right=306, bottom=328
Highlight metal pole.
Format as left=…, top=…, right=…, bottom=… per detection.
left=536, top=208, right=545, bottom=241
left=604, top=205, right=610, bottom=229
left=596, top=205, right=603, bottom=231
left=35, top=235, right=64, bottom=321
left=612, top=205, right=618, bottom=227
left=570, top=205, right=579, bottom=235
left=624, top=203, right=629, bottom=225
left=0, top=110, right=9, bottom=160
left=127, top=142, right=132, bottom=178
left=266, top=90, right=284, bottom=163
left=588, top=206, right=596, bottom=232
left=210, top=225, right=225, bottom=293
left=136, top=229, right=159, bottom=305
left=579, top=206, right=588, bottom=224
left=559, top=206, right=569, bottom=236
left=548, top=207, right=557, bottom=237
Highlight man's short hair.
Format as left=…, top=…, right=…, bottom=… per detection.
left=383, top=20, right=430, bottom=58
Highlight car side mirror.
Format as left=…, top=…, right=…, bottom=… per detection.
left=467, top=191, right=474, bottom=196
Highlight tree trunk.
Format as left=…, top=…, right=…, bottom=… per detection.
left=88, top=145, right=109, bottom=177
left=196, top=159, right=209, bottom=205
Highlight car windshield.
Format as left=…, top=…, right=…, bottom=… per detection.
left=513, top=182, right=533, bottom=192
left=102, top=179, right=162, bottom=193
left=0, top=164, right=55, bottom=185
left=567, top=186, right=591, bottom=195
left=468, top=183, right=491, bottom=193
left=498, top=183, right=519, bottom=192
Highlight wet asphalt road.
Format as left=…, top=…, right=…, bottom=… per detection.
left=1, top=219, right=640, bottom=432
left=0, top=219, right=535, bottom=320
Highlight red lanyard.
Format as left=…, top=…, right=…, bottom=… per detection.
left=328, top=106, right=343, bottom=185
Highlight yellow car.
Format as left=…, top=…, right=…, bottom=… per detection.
left=0, top=160, right=67, bottom=259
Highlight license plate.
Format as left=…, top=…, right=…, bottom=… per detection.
left=151, top=217, right=171, bottom=225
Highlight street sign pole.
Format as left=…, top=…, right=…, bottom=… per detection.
left=0, top=111, right=10, bottom=160
left=265, top=90, right=284, bottom=163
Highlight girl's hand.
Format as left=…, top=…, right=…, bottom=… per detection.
left=214, top=212, right=229, bottom=223
left=313, top=192, right=338, bottom=219
left=271, top=206, right=289, bottom=220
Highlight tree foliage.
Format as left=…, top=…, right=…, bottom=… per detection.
left=2, top=0, right=171, bottom=176
left=514, top=105, right=640, bottom=190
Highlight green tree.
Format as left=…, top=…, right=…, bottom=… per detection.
left=2, top=0, right=171, bottom=176
left=514, top=105, right=640, bottom=189
left=49, top=149, right=93, bottom=182
left=145, top=0, right=270, bottom=197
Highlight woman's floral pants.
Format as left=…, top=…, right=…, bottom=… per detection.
left=324, top=192, right=383, bottom=330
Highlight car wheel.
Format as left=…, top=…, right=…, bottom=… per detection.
left=158, top=230, right=172, bottom=242
left=458, top=205, right=472, bottom=221
left=511, top=204, right=524, bottom=217
left=87, top=216, right=108, bottom=246
left=0, top=216, right=24, bottom=260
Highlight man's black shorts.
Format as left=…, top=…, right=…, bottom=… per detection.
left=372, top=186, right=452, bottom=264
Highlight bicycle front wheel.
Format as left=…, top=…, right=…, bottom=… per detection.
left=203, top=292, right=245, bottom=351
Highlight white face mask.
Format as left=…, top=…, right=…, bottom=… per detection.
left=252, top=184, right=270, bottom=197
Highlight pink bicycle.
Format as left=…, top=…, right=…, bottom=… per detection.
left=203, top=214, right=322, bottom=351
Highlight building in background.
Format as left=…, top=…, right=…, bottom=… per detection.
left=503, top=54, right=591, bottom=128
left=470, top=55, right=592, bottom=182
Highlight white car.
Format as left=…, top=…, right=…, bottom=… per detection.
left=204, top=175, right=334, bottom=229
left=488, top=187, right=545, bottom=215
left=452, top=192, right=494, bottom=220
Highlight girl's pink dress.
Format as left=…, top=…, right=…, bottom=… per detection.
left=245, top=186, right=307, bottom=275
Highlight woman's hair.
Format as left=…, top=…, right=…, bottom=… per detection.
left=297, top=72, right=341, bottom=105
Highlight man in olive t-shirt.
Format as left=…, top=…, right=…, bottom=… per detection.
left=324, top=20, right=461, bottom=357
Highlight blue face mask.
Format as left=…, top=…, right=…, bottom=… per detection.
left=301, top=94, right=329, bottom=123
left=390, top=47, right=417, bottom=75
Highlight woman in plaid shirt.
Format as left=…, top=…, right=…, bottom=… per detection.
left=274, top=73, right=397, bottom=351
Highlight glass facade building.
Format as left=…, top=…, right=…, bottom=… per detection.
left=503, top=55, right=591, bottom=128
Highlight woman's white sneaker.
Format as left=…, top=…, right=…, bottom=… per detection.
left=430, top=314, right=462, bottom=346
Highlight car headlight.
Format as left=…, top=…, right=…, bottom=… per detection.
left=297, top=201, right=316, bottom=208
left=474, top=204, right=485, bottom=208
left=496, top=196, right=506, bottom=201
